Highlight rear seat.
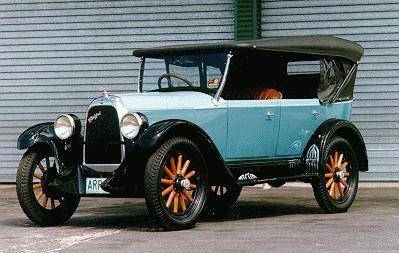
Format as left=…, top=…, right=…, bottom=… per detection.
left=254, top=88, right=283, bottom=100
left=223, top=87, right=283, bottom=100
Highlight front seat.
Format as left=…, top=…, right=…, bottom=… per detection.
left=255, top=88, right=283, bottom=100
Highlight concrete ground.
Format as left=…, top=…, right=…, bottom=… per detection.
left=0, top=183, right=398, bottom=253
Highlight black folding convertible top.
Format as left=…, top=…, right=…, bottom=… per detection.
left=133, top=35, right=363, bottom=63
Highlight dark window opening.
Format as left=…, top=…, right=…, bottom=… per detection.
left=222, top=52, right=321, bottom=100
left=284, top=60, right=320, bottom=99
left=221, top=53, right=284, bottom=100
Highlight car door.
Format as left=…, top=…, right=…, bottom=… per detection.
left=226, top=99, right=280, bottom=160
left=276, top=98, right=324, bottom=157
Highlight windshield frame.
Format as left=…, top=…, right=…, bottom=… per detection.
left=136, top=53, right=232, bottom=101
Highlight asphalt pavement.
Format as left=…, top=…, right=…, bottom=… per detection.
left=0, top=183, right=398, bottom=253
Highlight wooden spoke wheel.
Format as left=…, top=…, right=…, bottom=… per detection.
left=16, top=147, right=80, bottom=226
left=324, top=151, right=351, bottom=201
left=144, top=137, right=208, bottom=230
left=160, top=152, right=198, bottom=215
left=312, top=136, right=359, bottom=213
left=32, top=156, right=64, bottom=210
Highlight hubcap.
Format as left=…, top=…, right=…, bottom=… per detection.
left=160, top=152, right=198, bottom=215
left=324, top=151, right=351, bottom=200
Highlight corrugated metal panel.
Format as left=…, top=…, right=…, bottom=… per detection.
left=261, top=0, right=399, bottom=181
left=0, top=0, right=234, bottom=182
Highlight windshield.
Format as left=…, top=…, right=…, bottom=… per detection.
left=140, top=53, right=227, bottom=93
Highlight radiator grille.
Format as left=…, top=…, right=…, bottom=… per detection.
left=84, top=105, right=122, bottom=164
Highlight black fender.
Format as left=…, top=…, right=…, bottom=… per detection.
left=302, top=119, right=368, bottom=174
left=17, top=122, right=55, bottom=150
left=121, top=119, right=232, bottom=184
left=17, top=122, right=83, bottom=167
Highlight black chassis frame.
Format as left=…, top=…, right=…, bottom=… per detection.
left=17, top=117, right=368, bottom=197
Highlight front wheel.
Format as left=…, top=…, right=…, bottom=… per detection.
left=144, top=137, right=208, bottom=230
left=312, top=136, right=359, bottom=213
left=16, top=147, right=80, bottom=226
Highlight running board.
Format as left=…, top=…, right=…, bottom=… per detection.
left=237, top=174, right=317, bottom=186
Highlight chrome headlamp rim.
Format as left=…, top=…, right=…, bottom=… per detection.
left=54, top=114, right=75, bottom=140
left=120, top=113, right=144, bottom=139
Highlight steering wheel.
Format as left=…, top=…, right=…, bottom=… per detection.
left=157, top=73, right=194, bottom=89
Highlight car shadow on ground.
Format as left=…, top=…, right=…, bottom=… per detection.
left=3, top=200, right=322, bottom=232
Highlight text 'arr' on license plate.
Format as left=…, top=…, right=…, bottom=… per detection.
left=86, top=178, right=109, bottom=194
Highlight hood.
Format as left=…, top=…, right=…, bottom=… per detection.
left=116, top=91, right=215, bottom=111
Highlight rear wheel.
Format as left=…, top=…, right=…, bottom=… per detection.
left=312, top=136, right=359, bottom=213
left=16, top=147, right=80, bottom=226
left=144, top=137, right=208, bottom=230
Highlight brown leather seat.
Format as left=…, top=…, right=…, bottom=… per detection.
left=254, top=88, right=283, bottom=100
left=223, top=87, right=283, bottom=100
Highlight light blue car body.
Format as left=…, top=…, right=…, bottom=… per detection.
left=118, top=91, right=352, bottom=162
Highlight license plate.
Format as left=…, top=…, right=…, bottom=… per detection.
left=85, top=178, right=109, bottom=194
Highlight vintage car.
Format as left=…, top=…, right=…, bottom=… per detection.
left=16, top=35, right=368, bottom=230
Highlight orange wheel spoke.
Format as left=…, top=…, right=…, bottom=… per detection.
left=37, top=163, right=46, bottom=173
left=43, top=196, right=48, bottom=208
left=165, top=191, right=176, bottom=208
left=33, top=183, right=42, bottom=189
left=162, top=185, right=174, bottom=197
left=161, top=179, right=173, bottom=185
left=179, top=194, right=187, bottom=213
left=339, top=162, right=348, bottom=171
left=338, top=183, right=345, bottom=198
left=343, top=172, right=350, bottom=177
left=170, top=157, right=177, bottom=175
left=173, top=194, right=179, bottom=214
left=337, top=154, right=343, bottom=167
left=329, top=182, right=335, bottom=197
left=326, top=178, right=334, bottom=189
left=181, top=160, right=190, bottom=176
left=33, top=172, right=42, bottom=180
left=214, top=186, right=219, bottom=193
left=334, top=152, right=338, bottom=167
left=329, top=155, right=335, bottom=169
left=334, top=184, right=339, bottom=199
left=177, top=154, right=182, bottom=175
left=36, top=190, right=44, bottom=201
left=325, top=173, right=333, bottom=178
left=325, top=163, right=334, bottom=173
left=182, top=189, right=193, bottom=202
left=340, top=178, right=349, bottom=188
left=184, top=171, right=195, bottom=179
left=189, top=183, right=197, bottom=189
left=51, top=198, right=55, bottom=209
left=164, top=166, right=175, bottom=180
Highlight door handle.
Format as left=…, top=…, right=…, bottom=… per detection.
left=312, top=110, right=320, bottom=117
left=266, top=111, right=275, bottom=120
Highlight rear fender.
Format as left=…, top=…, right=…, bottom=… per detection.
left=302, top=119, right=368, bottom=174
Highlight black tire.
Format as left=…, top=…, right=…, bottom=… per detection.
left=16, top=147, right=80, bottom=226
left=144, top=137, right=208, bottom=230
left=312, top=136, right=359, bottom=213
left=207, top=183, right=241, bottom=214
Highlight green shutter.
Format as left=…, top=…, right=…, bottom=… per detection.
left=234, top=0, right=261, bottom=40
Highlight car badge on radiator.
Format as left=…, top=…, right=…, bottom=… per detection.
left=88, top=111, right=101, bottom=124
